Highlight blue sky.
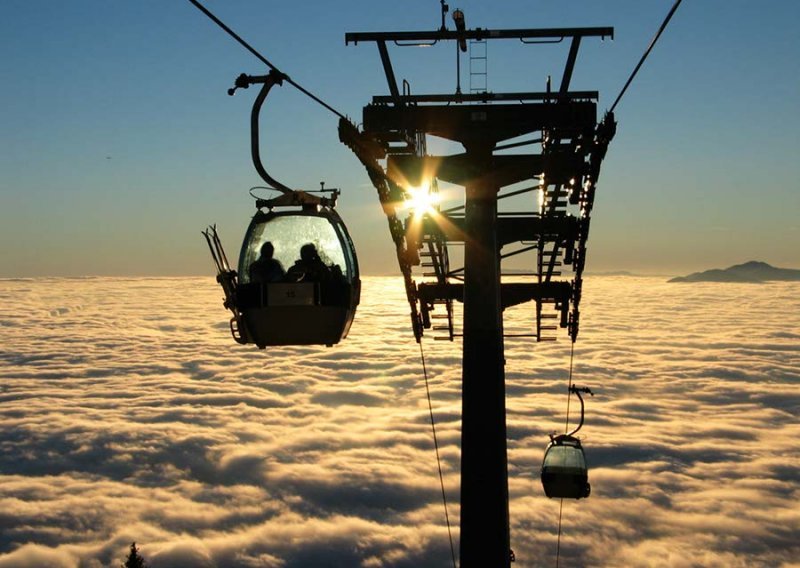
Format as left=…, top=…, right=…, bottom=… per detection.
left=1, top=1, right=798, bottom=276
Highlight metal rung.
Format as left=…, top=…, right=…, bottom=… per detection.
left=541, top=314, right=557, bottom=319
left=538, top=337, right=558, bottom=342
left=539, top=325, right=557, bottom=331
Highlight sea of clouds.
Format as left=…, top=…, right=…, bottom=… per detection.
left=0, top=276, right=798, bottom=567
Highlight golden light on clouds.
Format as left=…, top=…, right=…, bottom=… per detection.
left=0, top=276, right=798, bottom=566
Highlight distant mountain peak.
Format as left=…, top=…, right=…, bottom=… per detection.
left=731, top=260, right=773, bottom=270
left=669, top=261, right=800, bottom=283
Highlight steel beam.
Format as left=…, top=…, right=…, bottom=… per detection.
left=560, top=37, right=582, bottom=94
left=418, top=281, right=572, bottom=310
left=459, top=146, right=509, bottom=567
left=377, top=41, right=401, bottom=104
left=388, top=152, right=588, bottom=188
left=410, top=214, right=580, bottom=246
left=365, top=102, right=596, bottom=145
left=346, top=26, right=614, bottom=45
left=371, top=91, right=598, bottom=104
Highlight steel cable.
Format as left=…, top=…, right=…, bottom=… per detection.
left=188, top=0, right=348, bottom=120
left=609, top=0, right=684, bottom=113
left=555, top=341, right=576, bottom=567
left=418, top=341, right=457, bottom=568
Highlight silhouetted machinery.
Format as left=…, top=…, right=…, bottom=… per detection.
left=339, top=25, right=617, bottom=344
left=541, top=385, right=593, bottom=499
left=204, top=70, right=360, bottom=348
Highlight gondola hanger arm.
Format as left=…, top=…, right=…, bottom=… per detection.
left=229, top=71, right=335, bottom=208
left=229, top=70, right=292, bottom=195
left=566, top=385, right=593, bottom=438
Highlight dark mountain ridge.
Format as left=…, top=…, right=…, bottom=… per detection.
left=669, top=261, right=800, bottom=283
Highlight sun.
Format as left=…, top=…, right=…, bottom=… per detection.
left=402, top=183, right=440, bottom=217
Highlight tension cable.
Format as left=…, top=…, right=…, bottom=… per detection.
left=188, top=0, right=348, bottom=120
left=418, top=341, right=457, bottom=568
left=555, top=340, right=576, bottom=568
left=609, top=0, right=684, bottom=113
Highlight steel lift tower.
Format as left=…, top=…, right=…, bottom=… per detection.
left=340, top=15, right=616, bottom=567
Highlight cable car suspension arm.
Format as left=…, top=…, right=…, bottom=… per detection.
left=227, top=71, right=293, bottom=194
left=228, top=71, right=339, bottom=208
left=565, top=385, right=593, bottom=438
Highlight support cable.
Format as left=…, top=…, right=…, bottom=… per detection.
left=608, top=0, right=684, bottom=113
left=418, top=341, right=457, bottom=568
left=555, top=499, right=565, bottom=568
left=188, top=0, right=348, bottom=120
left=564, top=341, right=576, bottom=434
left=555, top=341, right=576, bottom=568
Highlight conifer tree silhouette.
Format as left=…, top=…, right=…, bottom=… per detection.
left=121, top=542, right=149, bottom=568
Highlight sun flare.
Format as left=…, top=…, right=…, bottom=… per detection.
left=402, top=183, right=440, bottom=217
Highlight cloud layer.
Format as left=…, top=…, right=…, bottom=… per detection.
left=0, top=276, right=798, bottom=567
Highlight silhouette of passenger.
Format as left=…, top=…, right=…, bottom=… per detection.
left=249, top=241, right=285, bottom=283
left=287, top=243, right=331, bottom=283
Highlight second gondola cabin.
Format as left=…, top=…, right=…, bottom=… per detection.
left=541, top=433, right=591, bottom=499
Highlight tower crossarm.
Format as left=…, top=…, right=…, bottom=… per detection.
left=388, top=152, right=588, bottom=188
left=364, top=100, right=597, bottom=146
left=417, top=281, right=572, bottom=311
left=346, top=26, right=613, bottom=45
left=408, top=213, right=580, bottom=249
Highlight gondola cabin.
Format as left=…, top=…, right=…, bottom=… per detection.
left=541, top=434, right=591, bottom=499
left=235, top=206, right=360, bottom=347
left=203, top=70, right=360, bottom=349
